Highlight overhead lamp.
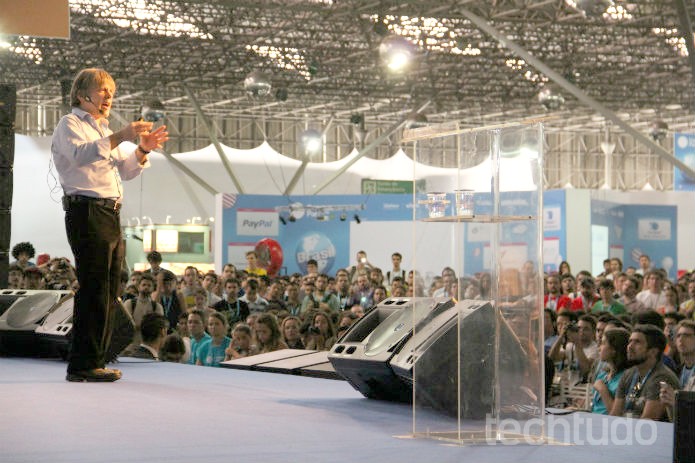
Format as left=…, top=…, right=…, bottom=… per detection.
left=572, top=0, right=613, bottom=17
left=275, top=88, right=289, bottom=102
left=140, top=99, right=165, bottom=122
left=649, top=119, right=668, bottom=142
left=405, top=111, right=428, bottom=129
left=301, top=128, right=323, bottom=157
left=243, top=71, right=272, bottom=98
left=538, top=87, right=565, bottom=110
left=379, top=35, right=416, bottom=73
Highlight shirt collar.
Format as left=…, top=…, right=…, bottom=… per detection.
left=71, top=107, right=110, bottom=128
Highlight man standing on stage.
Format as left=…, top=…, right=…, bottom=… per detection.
left=52, top=68, right=168, bottom=382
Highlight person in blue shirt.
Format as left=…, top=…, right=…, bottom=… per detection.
left=591, top=328, right=630, bottom=414
left=187, top=310, right=211, bottom=365
left=200, top=312, right=231, bottom=367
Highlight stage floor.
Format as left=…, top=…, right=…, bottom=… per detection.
left=0, top=357, right=675, bottom=463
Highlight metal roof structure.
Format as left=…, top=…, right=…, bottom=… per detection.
left=1, top=0, right=692, bottom=125
left=1, top=0, right=695, bottom=188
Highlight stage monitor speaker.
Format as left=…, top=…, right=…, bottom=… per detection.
left=0, top=290, right=71, bottom=355
left=389, top=300, right=526, bottom=419
left=328, top=297, right=454, bottom=402
left=0, top=289, right=41, bottom=317
left=673, top=390, right=695, bottom=463
left=0, top=292, right=134, bottom=361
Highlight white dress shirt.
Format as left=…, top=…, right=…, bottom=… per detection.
left=51, top=108, right=149, bottom=200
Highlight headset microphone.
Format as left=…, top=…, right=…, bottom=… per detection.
left=84, top=95, right=92, bottom=102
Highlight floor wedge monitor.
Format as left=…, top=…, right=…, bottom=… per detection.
left=328, top=297, right=454, bottom=402
left=0, top=290, right=71, bottom=355
left=390, top=299, right=526, bottom=419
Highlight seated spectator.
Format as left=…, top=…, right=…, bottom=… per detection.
left=664, top=312, right=685, bottom=362
left=350, top=304, right=365, bottom=319
left=240, top=279, right=269, bottom=314
left=657, top=282, right=679, bottom=315
left=23, top=267, right=44, bottom=289
left=198, top=312, right=231, bottom=367
left=549, top=314, right=598, bottom=381
left=570, top=277, right=599, bottom=312
left=611, top=324, right=680, bottom=420
left=372, top=285, right=388, bottom=304
left=337, top=312, right=358, bottom=340
left=679, top=279, right=695, bottom=317
left=160, top=333, right=187, bottom=363
left=674, top=320, right=695, bottom=388
left=245, top=250, right=267, bottom=277
left=305, top=311, right=337, bottom=351
left=284, top=283, right=303, bottom=316
left=636, top=270, right=667, bottom=311
left=128, top=313, right=168, bottom=361
left=543, top=308, right=558, bottom=354
left=592, top=279, right=625, bottom=315
left=620, top=276, right=647, bottom=313
left=187, top=310, right=211, bottom=365
left=225, top=323, right=257, bottom=360
left=174, top=312, right=191, bottom=363
left=591, top=328, right=630, bottom=414
left=281, top=316, right=304, bottom=350
left=254, top=313, right=288, bottom=354
left=7, top=264, right=24, bottom=289
left=211, top=278, right=250, bottom=327
left=153, top=269, right=186, bottom=333
left=595, top=313, right=618, bottom=344
left=123, top=274, right=164, bottom=350
left=143, top=250, right=163, bottom=278
left=11, top=241, right=36, bottom=270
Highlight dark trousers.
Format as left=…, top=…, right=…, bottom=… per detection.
left=64, top=201, right=123, bottom=373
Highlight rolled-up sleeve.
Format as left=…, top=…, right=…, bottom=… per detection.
left=117, top=145, right=150, bottom=181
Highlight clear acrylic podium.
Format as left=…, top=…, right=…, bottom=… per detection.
left=401, top=121, right=545, bottom=444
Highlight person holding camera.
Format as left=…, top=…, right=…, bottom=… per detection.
left=305, top=311, right=337, bottom=351
left=549, top=313, right=599, bottom=382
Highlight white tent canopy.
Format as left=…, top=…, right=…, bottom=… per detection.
left=11, top=134, right=534, bottom=258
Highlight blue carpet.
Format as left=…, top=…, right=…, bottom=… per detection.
left=0, top=357, right=674, bottom=463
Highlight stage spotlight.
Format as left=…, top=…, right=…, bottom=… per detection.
left=350, top=114, right=364, bottom=125
left=244, top=71, right=272, bottom=98
left=288, top=214, right=296, bottom=223
left=538, top=87, right=565, bottom=110
left=405, top=111, right=428, bottom=129
left=649, top=119, right=668, bottom=141
left=340, top=213, right=347, bottom=221
left=354, top=214, right=361, bottom=224
left=141, top=99, right=165, bottom=122
left=572, top=0, right=613, bottom=17
left=279, top=216, right=287, bottom=225
left=379, top=35, right=415, bottom=72
left=275, top=88, right=289, bottom=102
left=301, top=129, right=323, bottom=157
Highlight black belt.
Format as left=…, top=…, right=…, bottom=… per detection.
left=62, top=195, right=122, bottom=212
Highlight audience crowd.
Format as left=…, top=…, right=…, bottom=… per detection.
left=6, top=242, right=695, bottom=423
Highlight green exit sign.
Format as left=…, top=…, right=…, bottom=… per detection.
left=361, top=179, right=426, bottom=194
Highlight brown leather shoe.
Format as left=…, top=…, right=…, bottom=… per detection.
left=66, top=368, right=121, bottom=382
left=104, top=368, right=122, bottom=379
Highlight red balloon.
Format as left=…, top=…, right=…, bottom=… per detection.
left=255, top=238, right=284, bottom=276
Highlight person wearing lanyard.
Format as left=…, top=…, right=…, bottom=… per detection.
left=52, top=68, right=168, bottom=382
left=611, top=324, right=679, bottom=420
left=211, top=278, right=249, bottom=327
